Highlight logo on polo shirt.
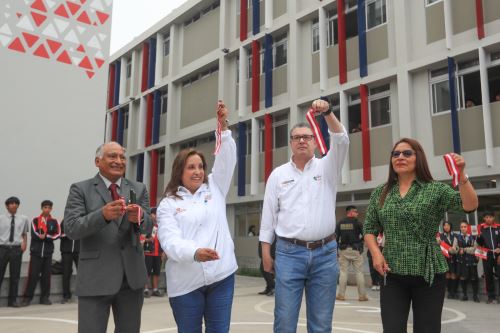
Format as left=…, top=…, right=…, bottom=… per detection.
left=313, top=175, right=322, bottom=181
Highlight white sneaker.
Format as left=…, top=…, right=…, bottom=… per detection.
left=371, top=286, right=378, bottom=291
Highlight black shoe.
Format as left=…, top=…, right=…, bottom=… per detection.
left=7, top=302, right=20, bottom=308
left=461, top=295, right=468, bottom=301
left=258, top=289, right=270, bottom=295
left=20, top=299, right=30, bottom=307
left=473, top=295, right=480, bottom=303
left=266, top=288, right=275, bottom=296
left=152, top=290, right=164, bottom=297
left=40, top=299, right=52, bottom=305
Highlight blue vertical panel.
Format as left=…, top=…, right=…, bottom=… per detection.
left=447, top=57, right=461, bottom=154
left=357, top=0, right=367, bottom=77
left=264, top=34, right=273, bottom=108
left=252, top=0, right=260, bottom=35
left=113, top=61, right=121, bottom=106
left=136, top=153, right=144, bottom=182
left=148, top=38, right=156, bottom=89
left=117, top=109, right=124, bottom=145
left=152, top=90, right=161, bottom=144
left=237, top=122, right=247, bottom=196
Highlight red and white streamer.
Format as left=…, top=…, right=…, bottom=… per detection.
left=214, top=111, right=222, bottom=155
left=443, top=153, right=460, bottom=187
left=305, top=108, right=327, bottom=156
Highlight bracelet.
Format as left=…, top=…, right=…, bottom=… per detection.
left=458, top=174, right=469, bottom=186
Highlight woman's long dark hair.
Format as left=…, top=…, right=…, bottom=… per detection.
left=163, top=148, right=208, bottom=199
left=379, top=138, right=434, bottom=207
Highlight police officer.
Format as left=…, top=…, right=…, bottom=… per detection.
left=476, top=211, right=500, bottom=304
left=336, top=205, right=368, bottom=301
left=60, top=219, right=79, bottom=303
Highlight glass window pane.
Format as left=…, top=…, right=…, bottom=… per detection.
left=367, top=0, right=386, bottom=29
left=312, top=24, right=319, bottom=52
left=275, top=42, right=287, bottom=67
left=370, top=96, right=390, bottom=127
left=275, top=124, right=288, bottom=148
left=433, top=80, right=451, bottom=113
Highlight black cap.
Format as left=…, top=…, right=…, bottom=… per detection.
left=5, top=196, right=20, bottom=205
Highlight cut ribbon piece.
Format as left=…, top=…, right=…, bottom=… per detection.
left=306, top=108, right=327, bottom=156
left=443, top=153, right=460, bottom=187
left=214, top=110, right=223, bottom=155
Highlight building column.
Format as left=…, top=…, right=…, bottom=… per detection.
left=443, top=0, right=453, bottom=49
left=130, top=50, right=139, bottom=96
left=319, top=6, right=328, bottom=92
left=265, top=0, right=273, bottom=29
left=155, top=33, right=164, bottom=86
left=137, top=96, right=146, bottom=149
left=119, top=57, right=127, bottom=103
left=250, top=117, right=259, bottom=195
left=339, top=90, right=350, bottom=185
left=479, top=47, right=494, bottom=167
left=238, top=46, right=248, bottom=117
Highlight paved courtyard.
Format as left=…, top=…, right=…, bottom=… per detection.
left=0, top=275, right=498, bottom=332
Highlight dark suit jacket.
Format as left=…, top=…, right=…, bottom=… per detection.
left=63, top=174, right=152, bottom=297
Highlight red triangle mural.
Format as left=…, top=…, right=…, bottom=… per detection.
left=33, top=44, right=50, bottom=58
left=54, top=4, right=69, bottom=18
left=8, top=38, right=26, bottom=53
left=66, top=1, right=81, bottom=16
left=31, top=0, right=48, bottom=13
left=95, top=11, right=109, bottom=25
left=95, top=57, right=105, bottom=68
left=22, top=32, right=40, bottom=48
left=47, top=39, right=62, bottom=53
left=80, top=0, right=87, bottom=4
left=86, top=71, right=95, bottom=79
left=77, top=44, right=85, bottom=52
left=57, top=50, right=72, bottom=64
left=77, top=11, right=91, bottom=25
left=79, top=56, right=93, bottom=70
left=31, top=12, right=47, bottom=27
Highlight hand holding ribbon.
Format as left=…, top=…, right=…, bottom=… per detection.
left=214, top=100, right=228, bottom=155
left=443, top=153, right=465, bottom=187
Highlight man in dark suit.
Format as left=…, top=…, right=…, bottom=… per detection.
left=64, top=141, right=152, bottom=333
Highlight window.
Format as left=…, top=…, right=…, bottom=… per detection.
left=247, top=50, right=264, bottom=78
left=159, top=149, right=165, bottom=174
left=327, top=10, right=338, bottom=46
left=235, top=202, right=262, bottom=237
left=366, top=0, right=386, bottom=29
left=161, top=92, right=168, bottom=114
left=123, top=108, right=129, bottom=129
left=182, top=65, right=219, bottom=87
left=186, top=1, right=220, bottom=24
left=163, top=36, right=170, bottom=57
left=126, top=59, right=131, bottom=78
left=259, top=114, right=288, bottom=151
left=274, top=34, right=287, bottom=68
left=348, top=93, right=361, bottom=133
left=429, top=60, right=482, bottom=114
left=312, top=20, right=319, bottom=52
left=426, top=0, right=442, bottom=5
left=369, top=84, right=391, bottom=127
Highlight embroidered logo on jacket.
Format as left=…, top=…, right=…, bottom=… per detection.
left=174, top=207, right=187, bottom=215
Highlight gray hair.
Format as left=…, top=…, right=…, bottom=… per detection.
left=289, top=122, right=312, bottom=137
left=95, top=141, right=126, bottom=158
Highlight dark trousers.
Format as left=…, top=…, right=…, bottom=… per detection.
left=23, top=254, right=52, bottom=301
left=0, top=245, right=23, bottom=304
left=482, top=255, right=498, bottom=299
left=380, top=273, right=445, bottom=333
left=259, top=260, right=275, bottom=291
left=78, top=278, right=144, bottom=333
left=62, top=252, right=79, bottom=299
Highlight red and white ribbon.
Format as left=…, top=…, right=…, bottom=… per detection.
left=440, top=240, right=451, bottom=258
left=443, top=153, right=460, bottom=187
left=305, top=108, right=327, bottom=156
left=214, top=110, right=222, bottom=155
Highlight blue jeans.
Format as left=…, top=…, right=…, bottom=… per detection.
left=169, top=274, right=234, bottom=333
left=274, top=238, right=339, bottom=333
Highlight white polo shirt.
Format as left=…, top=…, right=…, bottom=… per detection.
left=259, top=128, right=349, bottom=243
left=157, top=130, right=238, bottom=297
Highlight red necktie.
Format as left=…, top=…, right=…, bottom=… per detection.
left=109, top=184, right=120, bottom=201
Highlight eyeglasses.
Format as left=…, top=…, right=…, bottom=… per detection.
left=391, top=150, right=415, bottom=158
left=290, top=135, right=315, bottom=142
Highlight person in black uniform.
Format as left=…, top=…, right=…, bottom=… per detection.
left=453, top=220, right=479, bottom=302
left=476, top=211, right=500, bottom=304
left=258, top=238, right=276, bottom=296
left=439, top=221, right=459, bottom=299
left=367, top=232, right=384, bottom=291
left=21, top=200, right=61, bottom=306
left=60, top=219, right=79, bottom=303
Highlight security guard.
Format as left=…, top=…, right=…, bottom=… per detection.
left=336, top=205, right=368, bottom=301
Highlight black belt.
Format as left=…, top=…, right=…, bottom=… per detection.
left=279, top=234, right=336, bottom=250
left=0, top=244, right=21, bottom=249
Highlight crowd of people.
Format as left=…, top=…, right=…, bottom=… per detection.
left=1, top=99, right=499, bottom=333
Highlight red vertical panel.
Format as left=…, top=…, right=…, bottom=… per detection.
left=264, top=114, right=273, bottom=183
left=145, top=94, right=154, bottom=147
left=107, top=64, right=116, bottom=109
left=240, top=0, right=248, bottom=41
left=475, top=0, right=485, bottom=39
left=360, top=84, right=371, bottom=181
left=111, top=111, right=118, bottom=141
left=141, top=42, right=150, bottom=92
left=149, top=150, right=158, bottom=207
left=337, top=0, right=347, bottom=84
left=251, top=40, right=260, bottom=113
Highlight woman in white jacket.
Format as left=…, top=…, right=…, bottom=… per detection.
left=157, top=101, right=237, bottom=333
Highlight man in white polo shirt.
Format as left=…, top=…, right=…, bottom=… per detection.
left=259, top=99, right=349, bottom=333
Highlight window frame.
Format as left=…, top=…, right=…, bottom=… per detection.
left=312, top=20, right=320, bottom=53
left=366, top=0, right=387, bottom=31
left=163, top=35, right=170, bottom=57
left=273, top=34, right=287, bottom=69
left=368, top=84, right=391, bottom=129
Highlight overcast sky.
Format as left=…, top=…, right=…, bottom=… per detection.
left=110, top=0, right=188, bottom=54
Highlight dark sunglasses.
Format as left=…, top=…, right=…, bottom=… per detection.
left=391, top=150, right=415, bottom=158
